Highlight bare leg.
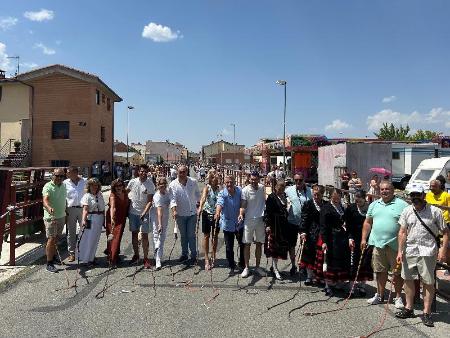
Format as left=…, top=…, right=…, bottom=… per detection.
left=244, top=244, right=251, bottom=268
left=131, top=232, right=139, bottom=256
left=46, top=237, right=56, bottom=263
left=255, top=243, right=262, bottom=268
left=394, top=274, right=404, bottom=299
left=422, top=283, right=435, bottom=314
left=403, top=279, right=415, bottom=310
left=203, top=233, right=210, bottom=267
left=376, top=271, right=388, bottom=297
left=142, top=233, right=149, bottom=259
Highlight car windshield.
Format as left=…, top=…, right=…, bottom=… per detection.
left=415, top=169, right=436, bottom=182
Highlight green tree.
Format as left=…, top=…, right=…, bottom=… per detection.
left=374, top=123, right=410, bottom=141
left=409, top=129, right=442, bottom=142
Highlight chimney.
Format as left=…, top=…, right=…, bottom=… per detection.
left=0, top=69, right=5, bottom=79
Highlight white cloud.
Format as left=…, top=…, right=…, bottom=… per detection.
left=0, top=42, right=12, bottom=71
left=34, top=42, right=55, bottom=55
left=0, top=17, right=18, bottom=30
left=142, top=22, right=181, bottom=42
left=382, top=95, right=397, bottom=103
left=24, top=9, right=54, bottom=22
left=21, top=62, right=38, bottom=69
left=325, top=119, right=351, bottom=131
left=366, top=109, right=421, bottom=130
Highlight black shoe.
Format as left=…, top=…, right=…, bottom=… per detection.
left=304, top=278, right=313, bottom=286
left=395, top=308, right=415, bottom=319
left=357, top=287, right=367, bottom=297
left=53, top=256, right=62, bottom=265
left=325, top=287, right=334, bottom=296
left=178, top=255, right=188, bottom=263
left=290, top=266, right=297, bottom=276
left=422, top=313, right=434, bottom=327
left=46, top=263, right=57, bottom=273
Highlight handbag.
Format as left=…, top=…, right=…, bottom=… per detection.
left=412, top=208, right=440, bottom=248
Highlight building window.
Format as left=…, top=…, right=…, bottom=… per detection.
left=392, top=151, right=400, bottom=160
left=107, top=97, right=111, bottom=111
left=52, top=121, right=70, bottom=139
left=102, top=93, right=105, bottom=104
left=96, top=90, right=100, bottom=105
left=51, top=160, right=70, bottom=167
left=100, top=126, right=105, bottom=142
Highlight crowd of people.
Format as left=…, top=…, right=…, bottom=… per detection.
left=41, top=164, right=450, bottom=328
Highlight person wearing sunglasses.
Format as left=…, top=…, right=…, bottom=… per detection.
left=79, top=178, right=105, bottom=266
left=396, top=184, right=448, bottom=327
left=285, top=173, right=312, bottom=275
left=42, top=168, right=68, bottom=273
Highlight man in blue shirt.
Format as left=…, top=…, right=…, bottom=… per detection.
left=285, top=173, right=312, bottom=275
left=215, top=175, right=243, bottom=274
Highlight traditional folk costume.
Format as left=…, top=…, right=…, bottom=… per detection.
left=264, top=192, right=290, bottom=260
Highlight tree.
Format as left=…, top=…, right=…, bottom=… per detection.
left=409, top=129, right=442, bottom=142
left=374, top=123, right=410, bottom=141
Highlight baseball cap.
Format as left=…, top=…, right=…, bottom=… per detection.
left=409, top=184, right=424, bottom=194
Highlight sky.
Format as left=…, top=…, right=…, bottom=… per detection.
left=1, top=0, right=450, bottom=152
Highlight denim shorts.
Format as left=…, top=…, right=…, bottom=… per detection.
left=129, top=213, right=150, bottom=233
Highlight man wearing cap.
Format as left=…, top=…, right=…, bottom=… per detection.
left=239, top=171, right=266, bottom=278
left=63, top=166, right=86, bottom=262
left=361, top=180, right=407, bottom=308
left=395, top=184, right=448, bottom=327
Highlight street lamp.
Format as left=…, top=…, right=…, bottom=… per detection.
left=275, top=80, right=287, bottom=173
left=126, top=105, right=134, bottom=163
left=230, top=123, right=236, bottom=167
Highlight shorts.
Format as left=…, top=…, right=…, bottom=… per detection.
left=44, top=217, right=65, bottom=238
left=243, top=217, right=265, bottom=244
left=372, top=246, right=401, bottom=274
left=402, top=255, right=436, bottom=285
left=129, top=213, right=150, bottom=233
left=201, top=210, right=219, bottom=235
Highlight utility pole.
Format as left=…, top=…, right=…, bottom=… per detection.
left=7, top=56, right=20, bottom=76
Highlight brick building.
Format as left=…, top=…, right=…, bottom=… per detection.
left=201, top=140, right=247, bottom=165
left=0, top=65, right=122, bottom=172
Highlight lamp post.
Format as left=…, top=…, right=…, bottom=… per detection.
left=275, top=80, right=287, bottom=173
left=230, top=123, right=236, bottom=168
left=126, top=105, right=134, bottom=164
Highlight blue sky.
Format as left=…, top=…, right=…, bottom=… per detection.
left=1, top=0, right=450, bottom=151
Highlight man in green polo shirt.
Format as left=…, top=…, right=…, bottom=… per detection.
left=361, top=180, right=408, bottom=308
left=42, top=168, right=67, bottom=273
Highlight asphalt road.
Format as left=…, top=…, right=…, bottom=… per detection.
left=0, top=181, right=449, bottom=337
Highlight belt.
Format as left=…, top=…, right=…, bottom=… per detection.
left=69, top=206, right=82, bottom=208
left=88, top=211, right=104, bottom=214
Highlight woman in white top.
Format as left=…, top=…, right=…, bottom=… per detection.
left=151, top=177, right=171, bottom=270
left=79, top=178, right=105, bottom=265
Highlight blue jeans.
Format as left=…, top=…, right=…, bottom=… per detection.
left=176, top=215, right=197, bottom=258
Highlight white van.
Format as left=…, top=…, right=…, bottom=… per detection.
left=405, top=157, right=450, bottom=193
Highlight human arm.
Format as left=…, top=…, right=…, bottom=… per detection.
left=43, top=195, right=54, bottom=216
left=360, top=217, right=373, bottom=250
left=82, top=205, right=89, bottom=228
left=141, top=193, right=153, bottom=219
left=109, top=195, right=117, bottom=229
left=299, top=201, right=310, bottom=241
left=396, top=225, right=407, bottom=264
left=238, top=199, right=246, bottom=224
left=157, top=206, right=164, bottom=233
left=197, top=186, right=208, bottom=216
left=319, top=208, right=329, bottom=251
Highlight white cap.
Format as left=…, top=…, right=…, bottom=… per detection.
left=409, top=183, right=425, bottom=194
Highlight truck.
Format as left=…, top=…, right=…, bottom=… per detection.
left=391, top=143, right=450, bottom=189
left=405, top=157, right=450, bottom=193
left=318, top=142, right=391, bottom=189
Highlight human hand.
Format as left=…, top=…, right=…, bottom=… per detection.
left=237, top=215, right=244, bottom=224
left=349, top=239, right=355, bottom=250
left=360, top=240, right=367, bottom=251
left=300, top=233, right=306, bottom=242
left=322, top=243, right=328, bottom=251
left=396, top=252, right=403, bottom=265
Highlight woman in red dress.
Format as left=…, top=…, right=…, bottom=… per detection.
left=106, top=179, right=130, bottom=266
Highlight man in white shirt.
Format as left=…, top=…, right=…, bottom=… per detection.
left=126, top=164, right=155, bottom=269
left=396, top=184, right=448, bottom=327
left=239, top=171, right=266, bottom=277
left=169, top=165, right=201, bottom=263
left=63, top=166, right=86, bottom=262
left=170, top=166, right=177, bottom=181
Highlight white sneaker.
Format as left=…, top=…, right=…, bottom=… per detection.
left=241, top=267, right=250, bottom=278
left=367, top=293, right=383, bottom=305
left=254, top=266, right=265, bottom=276
left=274, top=269, right=282, bottom=280
left=393, top=297, right=404, bottom=309
left=155, top=257, right=162, bottom=270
